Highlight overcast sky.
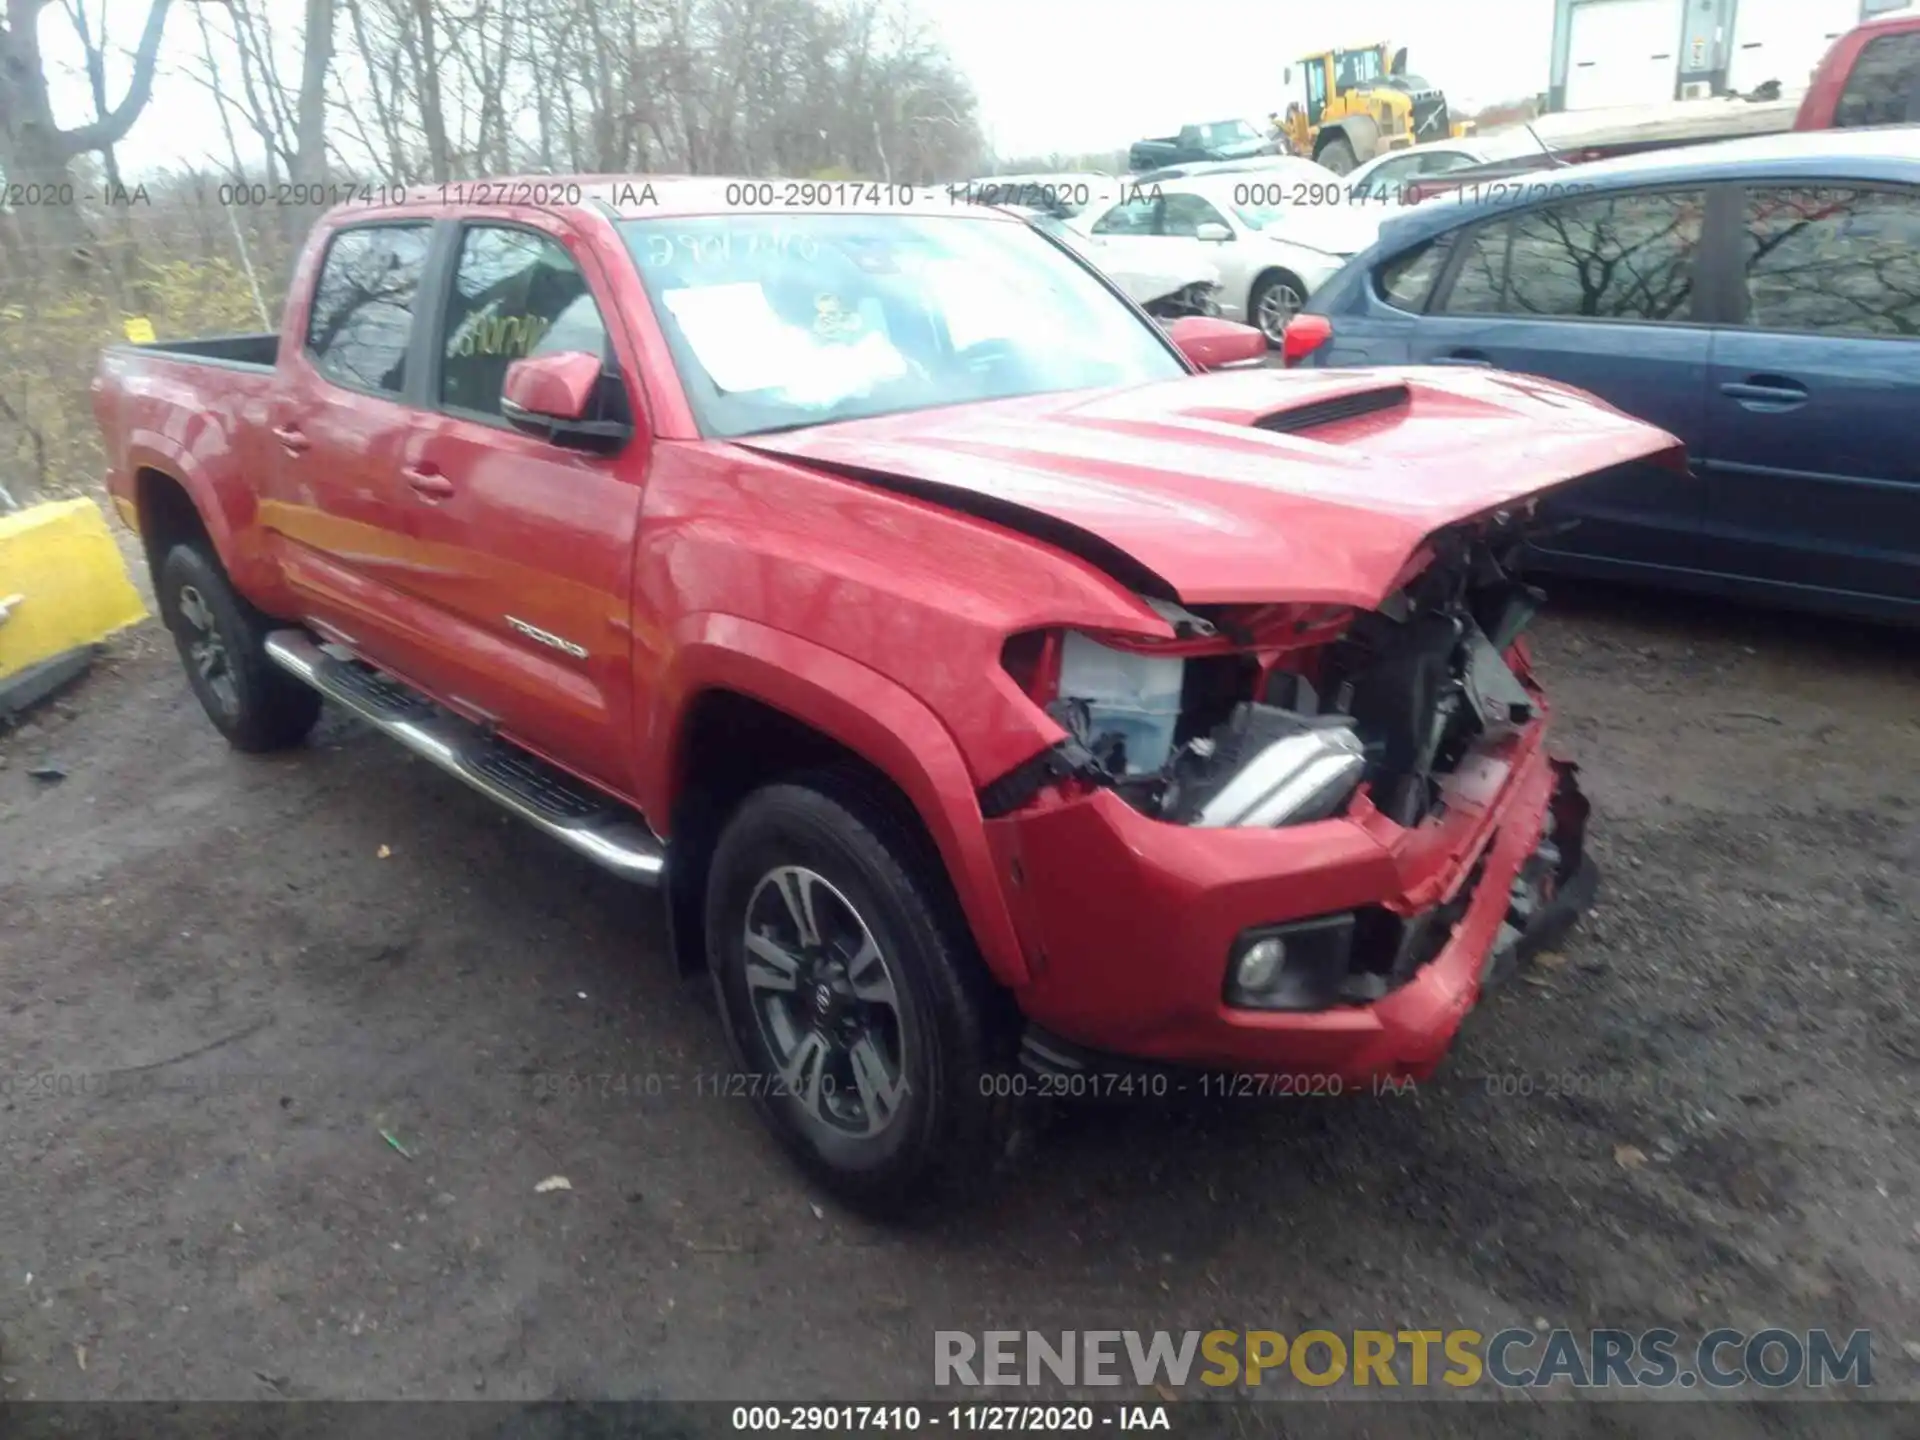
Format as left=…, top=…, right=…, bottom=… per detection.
left=929, top=0, right=1556, bottom=156
left=40, top=0, right=1557, bottom=176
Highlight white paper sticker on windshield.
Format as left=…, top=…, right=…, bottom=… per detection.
left=661, top=281, right=911, bottom=408
left=660, top=282, right=797, bottom=392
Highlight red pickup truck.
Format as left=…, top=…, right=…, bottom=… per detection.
left=93, top=181, right=1681, bottom=1209
left=1795, top=8, right=1920, bottom=131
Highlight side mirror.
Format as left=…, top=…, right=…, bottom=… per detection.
left=1194, top=221, right=1233, bottom=242
left=1391, top=46, right=1408, bottom=76
left=1166, top=315, right=1269, bottom=370
left=500, top=350, right=631, bottom=453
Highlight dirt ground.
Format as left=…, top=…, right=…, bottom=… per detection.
left=2, top=580, right=1918, bottom=1421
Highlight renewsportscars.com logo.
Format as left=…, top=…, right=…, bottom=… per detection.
left=934, top=1328, right=1876, bottom=1391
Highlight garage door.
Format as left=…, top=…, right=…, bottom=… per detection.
left=1726, top=0, right=1862, bottom=95
left=1565, top=0, right=1685, bottom=109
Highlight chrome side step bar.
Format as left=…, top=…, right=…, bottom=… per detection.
left=264, top=631, right=666, bottom=884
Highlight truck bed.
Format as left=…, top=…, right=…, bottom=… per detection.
left=93, top=332, right=286, bottom=585
left=1405, top=97, right=1805, bottom=199
left=1484, top=96, right=1801, bottom=158
left=114, top=333, right=280, bottom=371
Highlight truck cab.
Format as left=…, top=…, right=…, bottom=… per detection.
left=1127, top=120, right=1275, bottom=172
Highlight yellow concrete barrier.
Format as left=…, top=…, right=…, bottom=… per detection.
left=0, top=496, right=149, bottom=682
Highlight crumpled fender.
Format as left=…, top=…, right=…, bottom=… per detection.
left=646, top=612, right=1029, bottom=987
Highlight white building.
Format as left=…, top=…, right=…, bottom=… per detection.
left=1547, top=0, right=1912, bottom=110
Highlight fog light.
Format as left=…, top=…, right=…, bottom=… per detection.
left=1224, top=913, right=1358, bottom=1011
left=1235, top=937, right=1287, bottom=992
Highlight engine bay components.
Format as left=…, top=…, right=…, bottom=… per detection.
left=994, top=524, right=1548, bottom=833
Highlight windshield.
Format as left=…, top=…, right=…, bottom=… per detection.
left=621, top=214, right=1184, bottom=438
left=1198, top=120, right=1260, bottom=146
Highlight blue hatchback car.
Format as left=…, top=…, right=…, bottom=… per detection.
left=1290, top=129, right=1920, bottom=622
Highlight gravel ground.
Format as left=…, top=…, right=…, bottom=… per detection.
left=1, top=583, right=1917, bottom=1426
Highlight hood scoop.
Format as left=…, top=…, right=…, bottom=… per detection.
left=1253, top=383, right=1410, bottom=435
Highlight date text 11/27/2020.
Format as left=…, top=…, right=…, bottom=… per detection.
left=513, top=1069, right=1415, bottom=1103
left=730, top=1405, right=1172, bottom=1432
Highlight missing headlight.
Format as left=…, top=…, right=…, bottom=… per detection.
left=1055, top=631, right=1185, bottom=775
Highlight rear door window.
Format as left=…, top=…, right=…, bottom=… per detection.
left=305, top=224, right=432, bottom=395
left=1506, top=190, right=1703, bottom=320
left=1738, top=186, right=1920, bottom=337
left=1832, top=31, right=1920, bottom=128
left=1438, top=190, right=1704, bottom=321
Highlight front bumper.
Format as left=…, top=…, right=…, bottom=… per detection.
left=984, top=720, right=1594, bottom=1084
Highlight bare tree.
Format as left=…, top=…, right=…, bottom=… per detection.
left=403, top=0, right=451, bottom=180
left=58, top=0, right=127, bottom=195
left=0, top=0, right=173, bottom=250
left=292, top=0, right=335, bottom=185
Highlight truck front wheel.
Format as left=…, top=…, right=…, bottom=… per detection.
left=704, top=771, right=1013, bottom=1213
left=1317, top=134, right=1359, bottom=174
left=157, top=543, right=321, bottom=752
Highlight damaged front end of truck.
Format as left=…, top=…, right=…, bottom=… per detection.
left=750, top=367, right=1684, bottom=1074
left=979, top=506, right=1599, bottom=1054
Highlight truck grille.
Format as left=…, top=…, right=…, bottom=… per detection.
left=1412, top=96, right=1450, bottom=142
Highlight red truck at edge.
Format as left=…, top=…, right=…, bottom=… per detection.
left=1795, top=8, right=1920, bottom=131
left=93, top=180, right=1683, bottom=1209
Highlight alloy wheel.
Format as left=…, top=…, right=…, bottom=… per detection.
left=742, top=865, right=909, bottom=1137
left=1257, top=283, right=1304, bottom=342
left=175, top=583, right=238, bottom=716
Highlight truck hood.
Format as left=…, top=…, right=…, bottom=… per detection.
left=741, top=367, right=1686, bottom=609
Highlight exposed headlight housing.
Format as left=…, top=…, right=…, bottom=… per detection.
left=992, top=613, right=1369, bottom=825
left=1055, top=630, right=1185, bottom=775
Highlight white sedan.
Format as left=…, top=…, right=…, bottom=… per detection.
left=1072, top=170, right=1384, bottom=343
left=1339, top=141, right=1499, bottom=204
left=1010, top=207, right=1223, bottom=317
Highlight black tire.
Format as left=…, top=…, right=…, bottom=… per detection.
left=1317, top=134, right=1358, bottom=175
left=704, top=769, right=1015, bottom=1214
left=1249, top=269, right=1307, bottom=346
left=156, top=543, right=321, bottom=752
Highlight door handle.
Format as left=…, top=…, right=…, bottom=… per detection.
left=1434, top=349, right=1493, bottom=367
left=403, top=465, right=454, bottom=499
left=272, top=425, right=311, bottom=455
left=1720, top=376, right=1807, bottom=410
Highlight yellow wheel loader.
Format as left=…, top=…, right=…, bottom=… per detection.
left=1280, top=43, right=1474, bottom=175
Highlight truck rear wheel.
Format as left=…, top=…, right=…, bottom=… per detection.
left=157, top=543, right=321, bottom=752
left=704, top=770, right=1014, bottom=1213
